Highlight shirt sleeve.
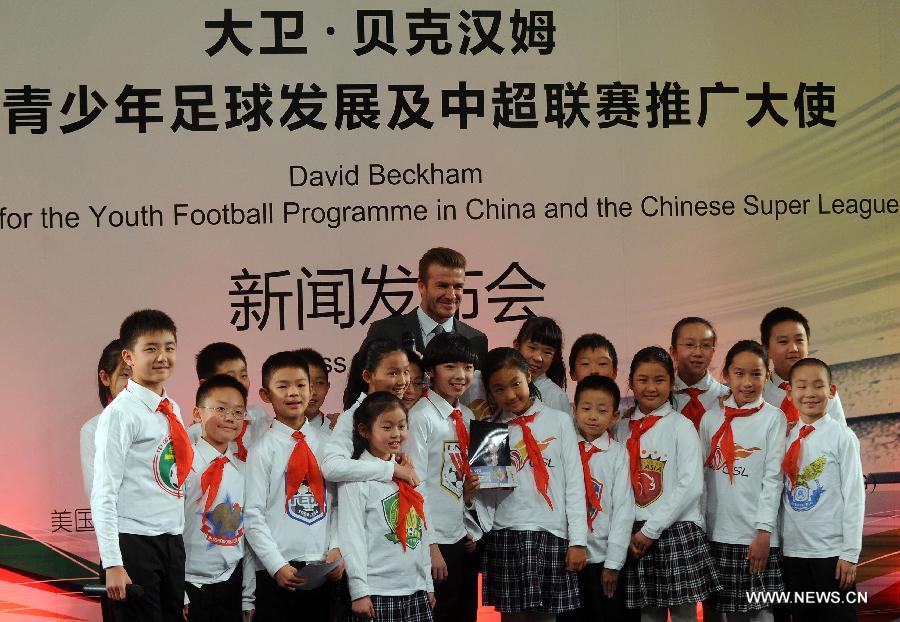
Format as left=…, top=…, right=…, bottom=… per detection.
left=560, top=414, right=588, bottom=547
left=838, top=430, right=865, bottom=563
left=641, top=417, right=704, bottom=540
left=242, top=445, right=288, bottom=577
left=322, top=411, right=394, bottom=483
left=755, top=413, right=787, bottom=534
left=829, top=392, right=847, bottom=426
left=90, top=405, right=135, bottom=568
left=241, top=551, right=256, bottom=611
left=338, top=481, right=371, bottom=601
left=605, top=447, right=635, bottom=570
left=405, top=409, right=434, bottom=546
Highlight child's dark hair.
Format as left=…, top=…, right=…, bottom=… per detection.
left=515, top=316, right=567, bottom=389
left=568, top=333, right=618, bottom=372
left=406, top=348, right=423, bottom=372
left=629, top=346, right=676, bottom=405
left=574, top=375, right=621, bottom=412
left=760, top=307, right=810, bottom=346
left=342, top=338, right=406, bottom=410
left=196, top=342, right=246, bottom=381
left=97, top=339, right=125, bottom=407
left=196, top=373, right=249, bottom=406
left=671, top=316, right=717, bottom=348
left=723, top=340, right=769, bottom=374
left=481, top=347, right=542, bottom=406
left=261, top=351, right=309, bottom=389
left=119, top=309, right=177, bottom=351
left=422, top=332, right=478, bottom=369
left=351, top=391, right=405, bottom=459
left=790, top=357, right=832, bottom=385
left=295, top=347, right=329, bottom=377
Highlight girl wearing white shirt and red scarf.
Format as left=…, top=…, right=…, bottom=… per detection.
left=338, top=392, right=434, bottom=622
left=615, top=347, right=720, bottom=622
left=700, top=341, right=787, bottom=621
left=478, top=348, right=587, bottom=622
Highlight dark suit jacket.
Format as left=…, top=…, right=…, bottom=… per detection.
left=364, top=308, right=489, bottom=368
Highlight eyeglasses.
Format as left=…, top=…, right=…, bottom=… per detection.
left=198, top=406, right=248, bottom=421
left=412, top=379, right=431, bottom=389
left=676, top=343, right=715, bottom=353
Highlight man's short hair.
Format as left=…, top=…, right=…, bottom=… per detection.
left=418, top=247, right=467, bottom=281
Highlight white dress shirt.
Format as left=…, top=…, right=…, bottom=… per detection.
left=405, top=392, right=474, bottom=545
left=80, top=412, right=102, bottom=498
left=417, top=307, right=454, bottom=348
left=91, top=379, right=189, bottom=568
left=243, top=418, right=336, bottom=576
left=673, top=371, right=731, bottom=424
left=579, top=435, right=635, bottom=569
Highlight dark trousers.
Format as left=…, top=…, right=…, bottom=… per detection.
left=185, top=564, right=242, bottom=622
left=781, top=555, right=857, bottom=622
left=254, top=566, right=335, bottom=622
left=110, top=533, right=185, bottom=622
left=433, top=537, right=469, bottom=622
left=558, top=563, right=626, bottom=622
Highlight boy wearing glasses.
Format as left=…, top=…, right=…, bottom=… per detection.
left=189, top=342, right=271, bottom=461
left=184, top=374, right=254, bottom=622
left=669, top=316, right=730, bottom=429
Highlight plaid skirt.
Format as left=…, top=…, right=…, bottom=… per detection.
left=709, top=542, right=784, bottom=613
left=344, top=591, right=433, bottom=622
left=482, top=528, right=580, bottom=613
left=624, top=521, right=722, bottom=609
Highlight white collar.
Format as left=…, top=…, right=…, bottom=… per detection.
left=632, top=402, right=674, bottom=420
left=674, top=370, right=714, bottom=392
left=417, top=307, right=454, bottom=336
left=125, top=378, right=169, bottom=412
left=425, top=391, right=459, bottom=419
left=723, top=394, right=765, bottom=410
left=195, top=436, right=236, bottom=465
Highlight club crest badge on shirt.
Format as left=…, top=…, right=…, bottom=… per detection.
left=381, top=492, right=424, bottom=549
left=786, top=455, right=827, bottom=512
left=152, top=436, right=182, bottom=497
left=708, top=444, right=761, bottom=479
left=588, top=478, right=604, bottom=522
left=510, top=436, right=556, bottom=471
left=634, top=452, right=666, bottom=507
left=440, top=440, right=465, bottom=499
left=201, top=497, right=244, bottom=547
left=286, top=481, right=327, bottom=525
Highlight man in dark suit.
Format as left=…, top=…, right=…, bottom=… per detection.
left=365, top=247, right=489, bottom=367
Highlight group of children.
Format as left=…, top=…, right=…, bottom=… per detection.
left=82, top=306, right=864, bottom=622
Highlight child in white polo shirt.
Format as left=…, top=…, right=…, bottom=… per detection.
left=780, top=358, right=864, bottom=622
